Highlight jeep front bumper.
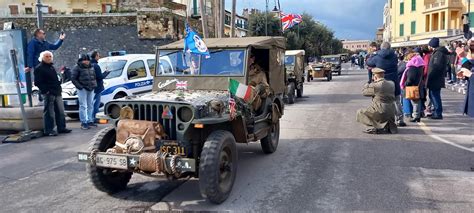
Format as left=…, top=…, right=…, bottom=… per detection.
left=77, top=151, right=196, bottom=174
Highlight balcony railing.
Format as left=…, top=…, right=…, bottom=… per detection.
left=425, top=0, right=462, bottom=10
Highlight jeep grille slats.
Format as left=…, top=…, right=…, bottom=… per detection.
left=121, top=103, right=178, bottom=140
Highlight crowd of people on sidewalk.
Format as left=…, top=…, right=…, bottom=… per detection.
left=357, top=38, right=473, bottom=134
left=27, top=28, right=109, bottom=136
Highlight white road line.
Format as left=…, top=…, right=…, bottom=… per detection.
left=418, top=122, right=474, bottom=152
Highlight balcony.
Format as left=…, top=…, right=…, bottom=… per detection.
left=424, top=0, right=463, bottom=13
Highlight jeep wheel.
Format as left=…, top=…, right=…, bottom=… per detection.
left=296, top=84, right=303, bottom=98
left=261, top=119, right=280, bottom=154
left=87, top=127, right=132, bottom=194
left=199, top=130, right=238, bottom=204
left=287, top=82, right=295, bottom=104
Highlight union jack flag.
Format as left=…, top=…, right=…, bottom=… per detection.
left=176, top=81, right=188, bottom=90
left=281, top=13, right=303, bottom=31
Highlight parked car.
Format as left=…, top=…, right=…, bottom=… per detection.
left=62, top=54, right=165, bottom=119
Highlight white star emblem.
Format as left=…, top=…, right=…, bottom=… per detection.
left=129, top=158, right=137, bottom=166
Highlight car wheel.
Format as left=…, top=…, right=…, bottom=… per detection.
left=296, top=83, right=303, bottom=98
left=67, top=113, right=80, bottom=119
left=287, top=82, right=295, bottom=104
left=260, top=119, right=280, bottom=154
left=199, top=130, right=237, bottom=204
left=87, top=127, right=133, bottom=194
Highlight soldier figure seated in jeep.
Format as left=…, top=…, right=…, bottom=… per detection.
left=77, top=37, right=286, bottom=204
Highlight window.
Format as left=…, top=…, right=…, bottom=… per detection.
left=400, top=1, right=404, bottom=15
left=147, top=59, right=156, bottom=76
left=411, top=0, right=416, bottom=11
left=400, top=24, right=404, bottom=36
left=411, top=21, right=416, bottom=34
left=100, top=60, right=127, bottom=79
left=25, top=7, right=33, bottom=14
left=127, top=60, right=147, bottom=80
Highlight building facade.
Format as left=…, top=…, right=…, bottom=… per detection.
left=224, top=10, right=248, bottom=37
left=0, top=0, right=117, bottom=16
left=389, top=0, right=467, bottom=47
left=376, top=27, right=384, bottom=43
left=342, top=40, right=372, bottom=52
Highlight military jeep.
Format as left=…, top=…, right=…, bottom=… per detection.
left=284, top=50, right=305, bottom=104
left=307, top=61, right=332, bottom=82
left=77, top=37, right=286, bottom=204
left=321, top=55, right=342, bottom=76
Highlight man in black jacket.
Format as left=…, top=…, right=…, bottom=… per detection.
left=33, top=51, right=72, bottom=136
left=72, top=54, right=97, bottom=129
left=426, top=37, right=448, bottom=119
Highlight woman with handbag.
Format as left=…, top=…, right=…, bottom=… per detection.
left=400, top=53, right=425, bottom=122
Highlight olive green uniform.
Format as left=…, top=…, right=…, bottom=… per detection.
left=248, top=63, right=270, bottom=110
left=356, top=78, right=398, bottom=133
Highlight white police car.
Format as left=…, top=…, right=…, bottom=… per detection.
left=62, top=54, right=168, bottom=118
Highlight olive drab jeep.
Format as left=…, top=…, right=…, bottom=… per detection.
left=77, top=37, right=286, bottom=204
left=284, top=50, right=305, bottom=104
left=307, top=60, right=332, bottom=82
left=321, top=54, right=342, bottom=76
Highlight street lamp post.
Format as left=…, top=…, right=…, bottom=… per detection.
left=36, top=0, right=44, bottom=29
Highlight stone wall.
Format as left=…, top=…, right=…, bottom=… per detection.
left=0, top=14, right=190, bottom=68
left=137, top=11, right=201, bottom=39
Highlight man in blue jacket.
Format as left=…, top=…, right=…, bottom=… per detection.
left=26, top=29, right=65, bottom=72
left=89, top=50, right=110, bottom=123
left=26, top=29, right=65, bottom=103
left=367, top=42, right=406, bottom=127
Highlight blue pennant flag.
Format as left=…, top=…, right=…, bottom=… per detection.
left=184, top=23, right=210, bottom=57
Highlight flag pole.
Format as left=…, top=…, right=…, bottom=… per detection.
left=278, top=0, right=282, bottom=36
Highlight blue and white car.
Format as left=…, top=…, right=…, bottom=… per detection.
left=62, top=54, right=168, bottom=118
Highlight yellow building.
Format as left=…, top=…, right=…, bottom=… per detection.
left=0, top=0, right=117, bottom=16
left=390, top=0, right=465, bottom=47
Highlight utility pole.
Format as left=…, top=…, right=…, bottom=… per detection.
left=213, top=0, right=219, bottom=38
left=265, top=0, right=268, bottom=36
left=199, top=0, right=209, bottom=38
left=230, top=0, right=236, bottom=37
left=219, top=0, right=225, bottom=37
left=36, top=0, right=44, bottom=28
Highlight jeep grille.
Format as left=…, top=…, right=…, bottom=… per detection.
left=114, top=103, right=178, bottom=140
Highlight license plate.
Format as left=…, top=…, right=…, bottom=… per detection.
left=95, top=154, right=128, bottom=169
left=159, top=141, right=186, bottom=156
left=65, top=100, right=76, bottom=105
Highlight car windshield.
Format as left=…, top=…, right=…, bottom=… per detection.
left=99, top=60, right=127, bottom=79
left=323, top=57, right=339, bottom=63
left=157, top=49, right=246, bottom=76
left=285, top=55, right=295, bottom=65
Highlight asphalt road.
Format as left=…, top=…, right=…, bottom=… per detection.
left=0, top=64, right=473, bottom=212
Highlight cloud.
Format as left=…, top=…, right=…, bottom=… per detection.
left=225, top=0, right=385, bottom=40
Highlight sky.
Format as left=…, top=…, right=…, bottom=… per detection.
left=225, top=0, right=386, bottom=40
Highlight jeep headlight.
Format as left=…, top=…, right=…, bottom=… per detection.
left=107, top=104, right=121, bottom=119
left=177, top=106, right=194, bottom=122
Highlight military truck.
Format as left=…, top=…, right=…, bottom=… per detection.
left=284, top=50, right=305, bottom=104
left=321, top=55, right=342, bottom=75
left=77, top=37, right=286, bottom=204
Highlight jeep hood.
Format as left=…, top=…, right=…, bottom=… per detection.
left=132, top=90, right=230, bottom=106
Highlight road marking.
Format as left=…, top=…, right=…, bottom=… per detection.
left=418, top=122, right=474, bottom=152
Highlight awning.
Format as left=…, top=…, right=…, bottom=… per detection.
left=391, top=34, right=465, bottom=48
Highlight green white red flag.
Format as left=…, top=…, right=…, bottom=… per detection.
left=229, top=79, right=251, bottom=102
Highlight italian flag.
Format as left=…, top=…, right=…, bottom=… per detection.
left=229, top=79, right=252, bottom=102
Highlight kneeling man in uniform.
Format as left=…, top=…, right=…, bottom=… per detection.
left=356, top=68, right=398, bottom=134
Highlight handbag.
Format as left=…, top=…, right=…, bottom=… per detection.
left=405, top=70, right=423, bottom=100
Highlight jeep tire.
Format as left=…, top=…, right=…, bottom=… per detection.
left=87, top=127, right=133, bottom=194
left=287, top=82, right=296, bottom=104
left=199, top=130, right=238, bottom=204
left=261, top=119, right=280, bottom=154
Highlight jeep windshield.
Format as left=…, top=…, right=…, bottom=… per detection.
left=285, top=55, right=295, bottom=66
left=99, top=60, right=127, bottom=79
left=157, top=49, right=245, bottom=76
left=323, top=57, right=340, bottom=63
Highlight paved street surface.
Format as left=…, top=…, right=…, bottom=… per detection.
left=1, top=64, right=473, bottom=212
